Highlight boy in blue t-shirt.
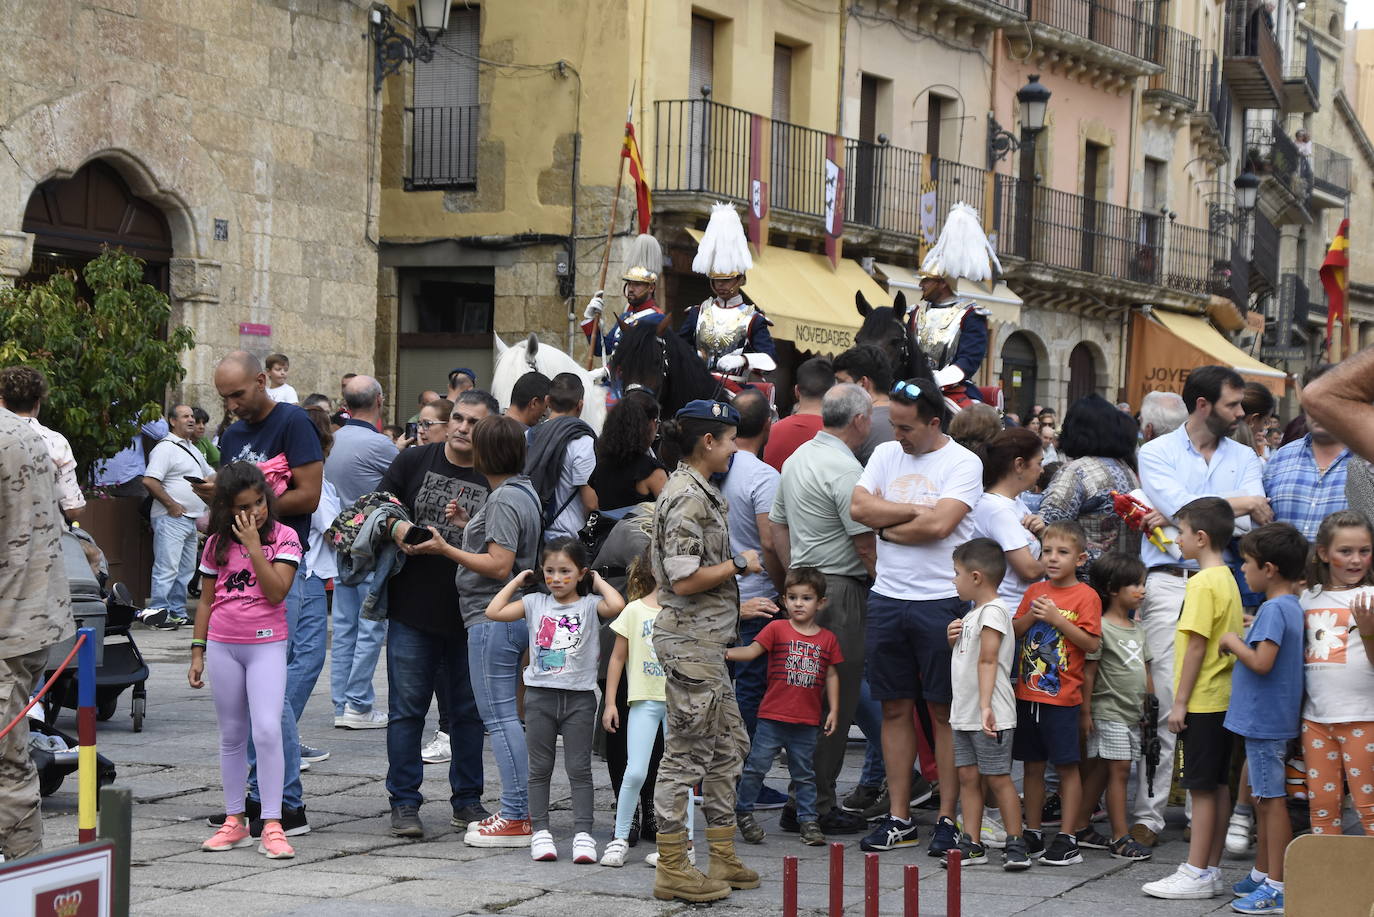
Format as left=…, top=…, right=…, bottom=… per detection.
left=1221, top=523, right=1309, bottom=916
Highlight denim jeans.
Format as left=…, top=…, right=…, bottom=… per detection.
left=385, top=619, right=484, bottom=811
left=285, top=573, right=328, bottom=720
left=248, top=567, right=305, bottom=810
left=466, top=618, right=529, bottom=819
left=732, top=615, right=769, bottom=741
left=854, top=677, right=886, bottom=787
left=737, top=718, right=819, bottom=821
left=148, top=513, right=198, bottom=616
left=330, top=577, right=387, bottom=714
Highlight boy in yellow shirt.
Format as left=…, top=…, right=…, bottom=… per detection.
left=1141, top=496, right=1242, bottom=901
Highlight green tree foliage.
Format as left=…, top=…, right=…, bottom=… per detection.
left=0, top=248, right=195, bottom=484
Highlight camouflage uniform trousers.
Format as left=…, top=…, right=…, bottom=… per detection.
left=652, top=633, right=750, bottom=835
left=0, top=648, right=48, bottom=860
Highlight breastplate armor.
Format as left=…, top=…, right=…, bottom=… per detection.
left=696, top=301, right=754, bottom=358
left=914, top=301, right=968, bottom=369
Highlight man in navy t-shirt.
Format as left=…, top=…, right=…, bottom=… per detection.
left=211, top=351, right=324, bottom=837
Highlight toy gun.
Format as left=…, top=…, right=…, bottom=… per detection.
left=1141, top=694, right=1161, bottom=797
left=1110, top=490, right=1174, bottom=554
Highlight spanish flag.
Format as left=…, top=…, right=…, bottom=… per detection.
left=623, top=121, right=652, bottom=234
left=1319, top=218, right=1350, bottom=357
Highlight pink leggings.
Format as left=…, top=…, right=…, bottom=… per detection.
left=1301, top=719, right=1374, bottom=835
left=207, top=640, right=287, bottom=820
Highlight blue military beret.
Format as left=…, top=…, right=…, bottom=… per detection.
left=675, top=399, right=739, bottom=425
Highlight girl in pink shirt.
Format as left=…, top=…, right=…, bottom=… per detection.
left=187, top=462, right=303, bottom=859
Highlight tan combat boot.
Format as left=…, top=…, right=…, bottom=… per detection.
left=706, top=824, right=761, bottom=889
left=653, top=830, right=731, bottom=902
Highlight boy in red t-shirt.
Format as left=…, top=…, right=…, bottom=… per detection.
left=727, top=567, right=841, bottom=847
left=1012, top=520, right=1102, bottom=866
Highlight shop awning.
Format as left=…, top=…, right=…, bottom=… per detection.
left=1126, top=309, right=1287, bottom=408
left=686, top=230, right=888, bottom=352
left=876, top=262, right=1024, bottom=327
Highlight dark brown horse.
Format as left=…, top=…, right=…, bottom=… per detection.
left=854, top=290, right=934, bottom=381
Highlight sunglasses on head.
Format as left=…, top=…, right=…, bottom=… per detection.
left=890, top=379, right=944, bottom=410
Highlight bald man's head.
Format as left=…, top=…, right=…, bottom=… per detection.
left=343, top=374, right=384, bottom=415
left=215, top=351, right=272, bottom=422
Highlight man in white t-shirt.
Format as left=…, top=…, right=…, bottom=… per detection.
left=142, top=403, right=214, bottom=626
left=851, top=378, right=983, bottom=855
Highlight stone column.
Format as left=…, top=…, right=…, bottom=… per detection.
left=0, top=230, right=34, bottom=285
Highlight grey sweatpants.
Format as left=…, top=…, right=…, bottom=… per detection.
left=525, top=685, right=598, bottom=832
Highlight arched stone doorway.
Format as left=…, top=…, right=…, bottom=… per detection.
left=1000, top=331, right=1040, bottom=422
left=21, top=159, right=173, bottom=292
left=1067, top=341, right=1099, bottom=406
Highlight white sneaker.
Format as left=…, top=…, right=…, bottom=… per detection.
left=1225, top=809, right=1254, bottom=855
left=1212, top=870, right=1227, bottom=896
left=573, top=831, right=597, bottom=864
left=531, top=829, right=557, bottom=861
left=421, top=730, right=451, bottom=764
left=1142, top=864, right=1218, bottom=900
left=334, top=705, right=388, bottom=729
left=600, top=837, right=629, bottom=867
left=299, top=759, right=310, bottom=772
left=957, top=812, right=1008, bottom=849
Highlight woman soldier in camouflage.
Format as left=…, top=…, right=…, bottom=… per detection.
left=649, top=399, right=763, bottom=902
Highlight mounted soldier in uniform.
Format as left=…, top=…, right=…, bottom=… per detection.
left=581, top=233, right=667, bottom=358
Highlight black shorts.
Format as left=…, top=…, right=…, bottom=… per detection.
left=1179, top=712, right=1233, bottom=790
left=1011, top=699, right=1081, bottom=765
left=864, top=592, right=965, bottom=704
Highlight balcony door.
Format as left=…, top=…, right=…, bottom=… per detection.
left=770, top=44, right=795, bottom=211
left=687, top=15, right=715, bottom=189
left=1082, top=141, right=1108, bottom=272
left=850, top=75, right=880, bottom=226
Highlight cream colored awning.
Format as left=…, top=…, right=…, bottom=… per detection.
left=686, top=230, right=889, bottom=351
left=876, top=262, right=1023, bottom=327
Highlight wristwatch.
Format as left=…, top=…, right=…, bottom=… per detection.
left=732, top=553, right=749, bottom=575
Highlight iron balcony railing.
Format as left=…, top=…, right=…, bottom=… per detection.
left=1246, top=122, right=1301, bottom=192
left=1284, top=37, right=1321, bottom=97
left=406, top=105, right=480, bottom=189
left=1310, top=142, right=1352, bottom=199
left=1146, top=25, right=1202, bottom=105
left=1223, top=0, right=1283, bottom=108
left=1166, top=221, right=1231, bottom=297
left=652, top=98, right=752, bottom=203
left=1194, top=53, right=1233, bottom=145
left=1027, top=0, right=1156, bottom=60
left=770, top=118, right=831, bottom=219
left=1305, top=267, right=1327, bottom=320
left=844, top=141, right=922, bottom=237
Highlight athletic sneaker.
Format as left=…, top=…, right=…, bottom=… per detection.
left=737, top=812, right=766, bottom=844
left=754, top=784, right=789, bottom=809
left=842, top=783, right=882, bottom=814
left=465, top=814, right=533, bottom=847
left=421, top=730, right=451, bottom=764
left=137, top=608, right=179, bottom=630
left=600, top=837, right=629, bottom=867
left=927, top=816, right=959, bottom=857
left=390, top=805, right=424, bottom=838
left=956, top=812, right=1008, bottom=849
left=531, top=829, right=557, bottom=861
left=1074, top=826, right=1112, bottom=850
left=1142, top=864, right=1220, bottom=900
left=334, top=705, right=388, bottom=729
left=1109, top=834, right=1152, bottom=861
left=572, top=832, right=597, bottom=864
left=450, top=804, right=491, bottom=832
left=799, top=821, right=826, bottom=846
left=1041, top=793, right=1062, bottom=827
left=1233, top=873, right=1267, bottom=898
left=1002, top=836, right=1032, bottom=871
left=1042, top=832, right=1083, bottom=866
left=939, top=834, right=987, bottom=868
left=910, top=774, right=935, bottom=808
left=299, top=759, right=310, bottom=772
left=258, top=821, right=295, bottom=859
left=300, top=744, right=329, bottom=763
left=202, top=816, right=252, bottom=852
left=1226, top=809, right=1255, bottom=856
left=249, top=804, right=310, bottom=838
left=1232, top=882, right=1284, bottom=914
left=860, top=815, right=920, bottom=851
left=1024, top=828, right=1046, bottom=859
left=166, top=612, right=190, bottom=627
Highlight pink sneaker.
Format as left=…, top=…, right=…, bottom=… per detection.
left=202, top=815, right=252, bottom=852
left=258, top=821, right=295, bottom=859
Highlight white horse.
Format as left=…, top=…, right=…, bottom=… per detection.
left=490, top=333, right=608, bottom=433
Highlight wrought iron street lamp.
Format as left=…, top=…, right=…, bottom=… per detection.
left=988, top=75, right=1052, bottom=165
left=372, top=1, right=452, bottom=92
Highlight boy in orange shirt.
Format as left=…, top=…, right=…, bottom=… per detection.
left=1012, top=520, right=1102, bottom=866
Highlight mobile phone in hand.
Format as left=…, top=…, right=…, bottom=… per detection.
left=184, top=476, right=206, bottom=485
left=403, top=525, right=434, bottom=545
left=405, top=422, right=418, bottom=441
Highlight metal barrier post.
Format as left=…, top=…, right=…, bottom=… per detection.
left=98, top=786, right=132, bottom=917
left=828, top=841, right=844, bottom=917
left=782, top=855, right=798, bottom=917
left=76, top=626, right=97, bottom=843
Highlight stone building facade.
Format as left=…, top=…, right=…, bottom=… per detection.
left=0, top=0, right=379, bottom=409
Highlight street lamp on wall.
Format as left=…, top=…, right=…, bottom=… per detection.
left=987, top=75, right=1052, bottom=166
left=1234, top=170, right=1260, bottom=212
left=372, top=2, right=452, bottom=92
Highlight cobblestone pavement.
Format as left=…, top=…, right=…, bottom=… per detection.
left=38, top=627, right=1246, bottom=916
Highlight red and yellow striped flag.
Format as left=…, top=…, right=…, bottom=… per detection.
left=623, top=121, right=651, bottom=234
left=1319, top=218, right=1350, bottom=357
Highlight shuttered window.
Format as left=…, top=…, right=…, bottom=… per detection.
left=772, top=44, right=792, bottom=122
left=690, top=15, right=714, bottom=96
left=409, top=7, right=480, bottom=188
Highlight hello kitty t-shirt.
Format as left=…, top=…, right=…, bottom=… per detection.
left=1300, top=585, right=1374, bottom=723
left=198, top=522, right=303, bottom=644
left=523, top=593, right=602, bottom=690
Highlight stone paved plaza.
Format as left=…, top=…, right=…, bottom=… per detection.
left=39, top=627, right=1246, bottom=916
